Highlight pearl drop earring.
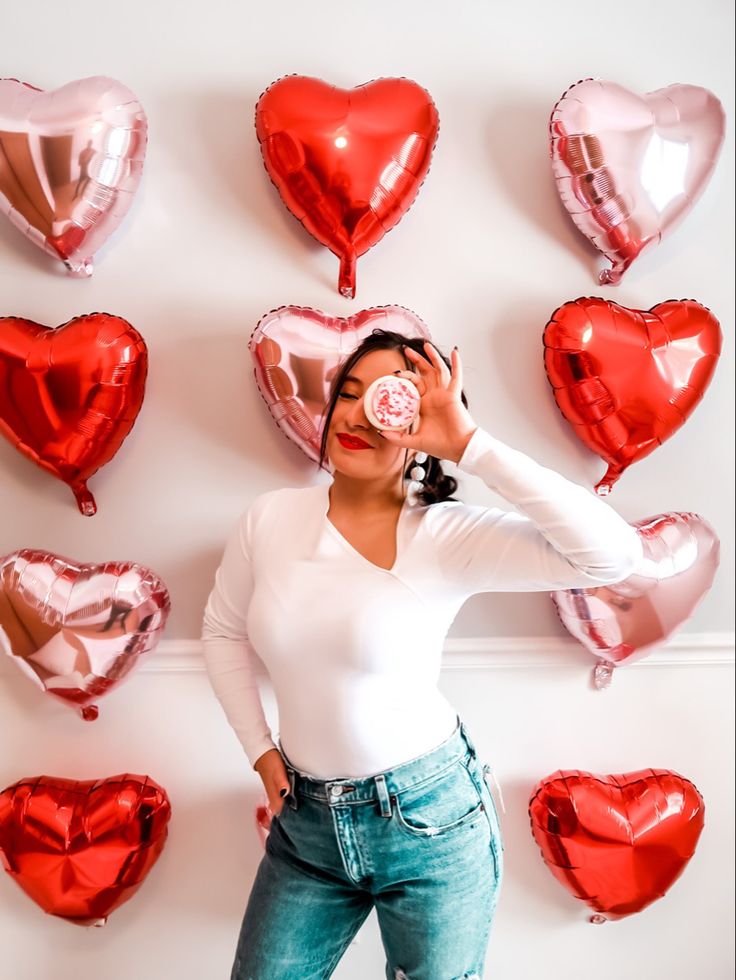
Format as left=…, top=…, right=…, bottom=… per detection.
left=410, top=450, right=428, bottom=480
left=407, top=451, right=428, bottom=505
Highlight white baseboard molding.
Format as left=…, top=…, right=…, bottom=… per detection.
left=143, top=633, right=735, bottom=673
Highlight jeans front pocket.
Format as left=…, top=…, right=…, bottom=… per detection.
left=392, top=758, right=485, bottom=838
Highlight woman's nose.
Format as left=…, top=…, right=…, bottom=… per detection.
left=346, top=396, right=370, bottom=427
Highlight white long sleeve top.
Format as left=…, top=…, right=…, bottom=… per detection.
left=201, top=426, right=643, bottom=778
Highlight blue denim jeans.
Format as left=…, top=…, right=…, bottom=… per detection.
left=231, top=715, right=504, bottom=979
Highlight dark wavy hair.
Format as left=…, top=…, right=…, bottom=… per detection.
left=317, top=328, right=469, bottom=505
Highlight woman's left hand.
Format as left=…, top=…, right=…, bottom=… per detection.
left=378, top=341, right=478, bottom=464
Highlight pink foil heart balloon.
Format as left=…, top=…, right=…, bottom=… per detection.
left=0, top=549, right=171, bottom=719
left=550, top=512, right=720, bottom=688
left=249, top=305, right=431, bottom=462
left=550, top=79, right=726, bottom=284
left=0, top=76, right=147, bottom=276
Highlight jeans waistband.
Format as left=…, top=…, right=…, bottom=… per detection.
left=277, top=715, right=479, bottom=810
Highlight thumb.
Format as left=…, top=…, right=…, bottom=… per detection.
left=378, top=429, right=405, bottom=443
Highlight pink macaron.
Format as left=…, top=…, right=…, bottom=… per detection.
left=363, top=375, right=421, bottom=430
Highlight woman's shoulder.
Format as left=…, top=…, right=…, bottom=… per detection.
left=241, top=483, right=324, bottom=525
left=422, top=496, right=506, bottom=541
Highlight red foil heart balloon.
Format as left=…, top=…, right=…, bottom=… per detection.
left=550, top=78, right=725, bottom=284
left=0, top=76, right=147, bottom=276
left=0, top=548, right=171, bottom=720
left=550, top=511, right=720, bottom=689
left=255, top=76, right=439, bottom=298
left=249, top=304, right=431, bottom=463
left=0, top=773, right=171, bottom=926
left=255, top=796, right=272, bottom=850
left=0, top=313, right=148, bottom=514
left=543, top=298, right=721, bottom=494
left=529, top=769, right=705, bottom=921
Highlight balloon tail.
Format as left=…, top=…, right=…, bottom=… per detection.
left=81, top=704, right=99, bottom=721
left=594, top=464, right=623, bottom=496
left=64, top=257, right=94, bottom=278
left=593, top=660, right=614, bottom=690
left=589, top=913, right=608, bottom=924
left=72, top=482, right=97, bottom=516
left=338, top=248, right=357, bottom=299
left=598, top=261, right=625, bottom=286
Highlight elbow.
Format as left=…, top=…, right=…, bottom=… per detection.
left=201, top=609, right=227, bottom=644
left=201, top=618, right=230, bottom=644
left=200, top=611, right=215, bottom=643
left=587, top=529, right=644, bottom=586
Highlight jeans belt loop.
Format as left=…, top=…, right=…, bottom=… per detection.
left=374, top=773, right=392, bottom=818
left=460, top=719, right=477, bottom=759
left=287, top=767, right=298, bottom=809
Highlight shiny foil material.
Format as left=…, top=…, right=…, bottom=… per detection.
left=0, top=76, right=147, bottom=276
left=0, top=773, right=171, bottom=926
left=0, top=549, right=171, bottom=719
left=0, top=313, right=148, bottom=515
left=551, top=512, right=720, bottom=688
left=249, top=304, right=430, bottom=462
left=255, top=76, right=439, bottom=297
left=543, top=298, right=722, bottom=495
left=255, top=797, right=272, bottom=850
left=529, top=769, right=705, bottom=921
left=550, top=78, right=725, bottom=284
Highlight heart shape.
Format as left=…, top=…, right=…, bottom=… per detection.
left=550, top=511, right=720, bottom=687
left=0, top=313, right=148, bottom=514
left=543, top=298, right=721, bottom=493
left=0, top=76, right=147, bottom=276
left=255, top=76, right=439, bottom=297
left=550, top=79, right=725, bottom=284
left=0, top=773, right=171, bottom=926
left=0, top=548, right=170, bottom=719
left=249, top=304, right=431, bottom=462
left=529, top=768, right=705, bottom=920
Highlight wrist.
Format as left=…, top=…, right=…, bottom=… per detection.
left=253, top=747, right=280, bottom=772
left=452, top=426, right=479, bottom=464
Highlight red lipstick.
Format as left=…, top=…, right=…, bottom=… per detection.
left=337, top=433, right=372, bottom=450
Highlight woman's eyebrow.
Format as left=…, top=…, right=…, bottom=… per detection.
left=342, top=369, right=401, bottom=386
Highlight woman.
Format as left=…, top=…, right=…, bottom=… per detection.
left=201, top=329, right=643, bottom=979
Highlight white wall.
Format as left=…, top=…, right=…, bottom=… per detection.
left=0, top=1, right=733, bottom=977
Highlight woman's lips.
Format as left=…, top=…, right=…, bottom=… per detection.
left=336, top=433, right=373, bottom=450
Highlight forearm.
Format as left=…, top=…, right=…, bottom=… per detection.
left=455, top=426, right=643, bottom=585
left=202, top=634, right=278, bottom=769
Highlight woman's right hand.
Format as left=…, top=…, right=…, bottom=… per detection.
left=254, top=748, right=291, bottom=817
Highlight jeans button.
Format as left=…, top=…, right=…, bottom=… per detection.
left=331, top=785, right=343, bottom=797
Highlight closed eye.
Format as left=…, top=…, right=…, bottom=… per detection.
left=338, top=392, right=358, bottom=400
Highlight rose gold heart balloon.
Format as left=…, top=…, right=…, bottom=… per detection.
left=0, top=76, right=147, bottom=276
left=550, top=79, right=726, bottom=284
left=550, top=512, right=720, bottom=688
left=0, top=549, right=170, bottom=719
left=249, top=305, right=431, bottom=462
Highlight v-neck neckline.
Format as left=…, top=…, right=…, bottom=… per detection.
left=322, top=484, right=409, bottom=575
